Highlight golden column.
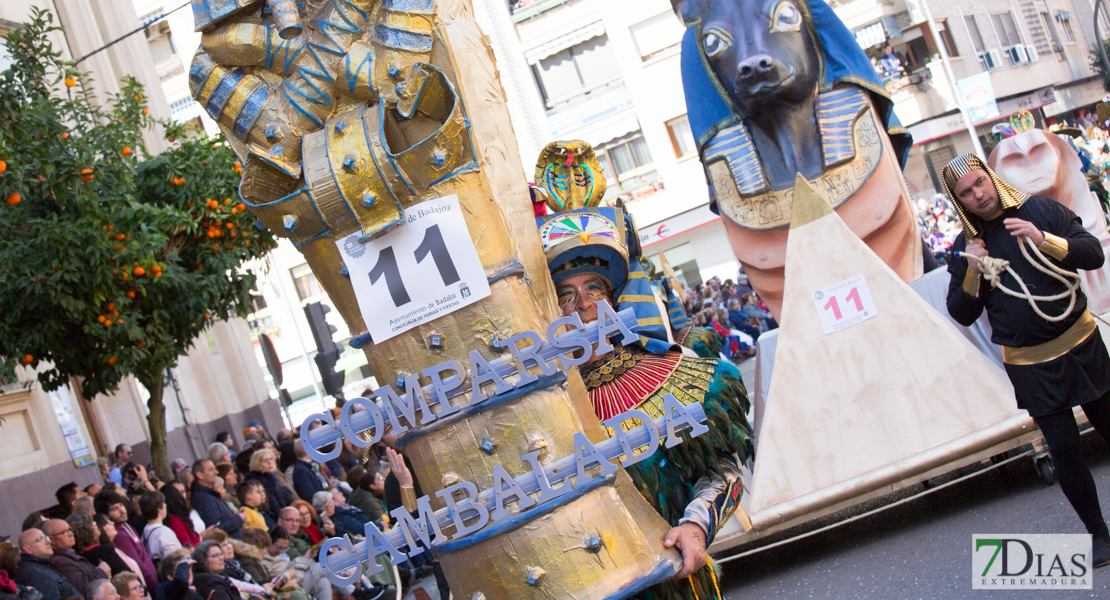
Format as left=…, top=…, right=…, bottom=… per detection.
left=189, top=0, right=680, bottom=597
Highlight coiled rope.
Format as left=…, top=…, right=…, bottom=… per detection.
left=958, top=236, right=1081, bottom=323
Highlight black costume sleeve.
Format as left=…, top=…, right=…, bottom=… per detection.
left=1041, top=200, right=1104, bottom=271
left=945, top=238, right=986, bottom=326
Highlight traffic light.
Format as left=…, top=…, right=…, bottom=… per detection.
left=304, top=302, right=345, bottom=398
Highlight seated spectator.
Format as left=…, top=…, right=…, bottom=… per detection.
left=288, top=503, right=324, bottom=547
left=85, top=579, right=119, bottom=600
left=317, top=490, right=368, bottom=539
left=69, top=514, right=128, bottom=579
left=157, top=486, right=196, bottom=550
left=42, top=519, right=105, bottom=594
left=188, top=542, right=238, bottom=600
left=259, top=528, right=290, bottom=580
left=109, top=572, right=146, bottom=600
left=215, top=465, right=238, bottom=494
left=347, top=468, right=385, bottom=524
left=197, top=532, right=263, bottom=598
left=54, top=484, right=87, bottom=518
left=214, top=434, right=236, bottom=462
left=206, top=445, right=231, bottom=467
left=151, top=551, right=199, bottom=600
left=0, top=541, right=39, bottom=600
left=93, top=492, right=156, bottom=587
left=138, top=493, right=180, bottom=563
left=290, top=443, right=325, bottom=504
left=15, top=528, right=82, bottom=600
left=235, top=482, right=272, bottom=531
left=72, top=498, right=94, bottom=521
left=188, top=461, right=242, bottom=539
left=272, top=511, right=308, bottom=560
left=235, top=531, right=270, bottom=586
left=22, top=514, right=46, bottom=534
left=243, top=450, right=293, bottom=524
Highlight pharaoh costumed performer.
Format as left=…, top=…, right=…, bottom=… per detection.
left=671, top=0, right=923, bottom=318
left=534, top=141, right=754, bottom=599
left=943, top=154, right=1110, bottom=566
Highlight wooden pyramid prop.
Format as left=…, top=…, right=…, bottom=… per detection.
left=747, top=175, right=1023, bottom=515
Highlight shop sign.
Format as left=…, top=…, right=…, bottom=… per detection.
left=957, top=72, right=1000, bottom=124
left=639, top=203, right=720, bottom=247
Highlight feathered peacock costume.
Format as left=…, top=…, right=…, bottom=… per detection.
left=535, top=141, right=754, bottom=600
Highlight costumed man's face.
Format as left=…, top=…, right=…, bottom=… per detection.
left=952, top=169, right=1004, bottom=220
left=556, top=273, right=613, bottom=323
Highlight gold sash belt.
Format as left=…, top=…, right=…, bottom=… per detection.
left=1001, top=309, right=1095, bottom=366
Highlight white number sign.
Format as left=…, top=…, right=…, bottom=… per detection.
left=811, top=274, right=878, bottom=335
left=337, top=195, right=490, bottom=343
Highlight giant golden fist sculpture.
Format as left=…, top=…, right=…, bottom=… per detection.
left=189, top=0, right=680, bottom=598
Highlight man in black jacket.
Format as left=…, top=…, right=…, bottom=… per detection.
left=944, top=154, right=1110, bottom=567
left=290, top=441, right=325, bottom=503
left=15, top=529, right=82, bottom=600
left=41, top=519, right=106, bottom=594
left=189, top=460, right=242, bottom=538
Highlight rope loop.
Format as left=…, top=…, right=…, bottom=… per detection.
left=958, top=236, right=1081, bottom=323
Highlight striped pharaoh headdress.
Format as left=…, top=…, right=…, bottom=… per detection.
left=940, top=154, right=1028, bottom=239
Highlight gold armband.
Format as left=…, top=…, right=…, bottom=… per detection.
left=962, top=266, right=981, bottom=296
left=1040, top=232, right=1069, bottom=261
left=400, top=486, right=418, bottom=512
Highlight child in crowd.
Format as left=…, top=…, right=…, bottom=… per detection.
left=235, top=481, right=272, bottom=531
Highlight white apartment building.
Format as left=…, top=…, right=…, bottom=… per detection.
left=837, top=0, right=1107, bottom=200
left=476, top=0, right=743, bottom=288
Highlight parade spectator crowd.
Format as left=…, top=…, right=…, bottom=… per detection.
left=2, top=417, right=442, bottom=600
left=681, top=274, right=778, bottom=361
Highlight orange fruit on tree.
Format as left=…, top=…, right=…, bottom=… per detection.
left=204, top=313, right=211, bottom=320
left=60, top=132, right=68, bottom=139
left=168, top=136, right=175, bottom=142
left=108, top=356, right=117, bottom=366
left=0, top=160, right=6, bottom=174
left=135, top=340, right=145, bottom=348
left=126, top=290, right=135, bottom=299
left=224, top=198, right=231, bottom=205
left=97, top=315, right=106, bottom=323
left=107, top=303, right=115, bottom=312
left=142, top=108, right=149, bottom=116
left=134, top=94, right=142, bottom=100
left=236, top=202, right=246, bottom=211
left=21, top=354, right=33, bottom=365
left=121, top=147, right=132, bottom=156
left=80, top=168, right=94, bottom=182
left=120, top=273, right=128, bottom=282
left=225, top=222, right=234, bottom=229
left=133, top=266, right=145, bottom=277
left=6, top=192, right=20, bottom=206
left=207, top=199, right=218, bottom=209
left=64, top=77, right=76, bottom=87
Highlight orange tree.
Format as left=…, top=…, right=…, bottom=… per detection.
left=0, top=10, right=276, bottom=481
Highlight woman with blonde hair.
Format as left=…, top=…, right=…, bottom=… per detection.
left=244, top=449, right=294, bottom=525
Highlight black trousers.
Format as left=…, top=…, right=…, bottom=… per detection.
left=1033, top=391, right=1110, bottom=537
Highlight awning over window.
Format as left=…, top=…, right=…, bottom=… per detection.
left=524, top=20, right=606, bottom=65
left=582, top=114, right=641, bottom=147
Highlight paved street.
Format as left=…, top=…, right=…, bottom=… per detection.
left=718, top=433, right=1110, bottom=599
